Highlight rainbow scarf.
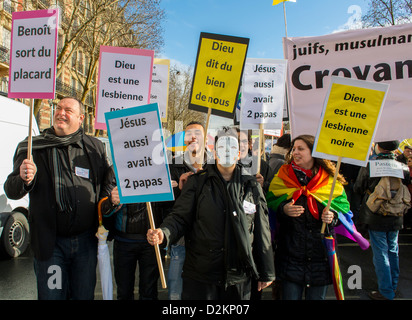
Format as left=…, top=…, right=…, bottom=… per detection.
left=267, top=164, right=369, bottom=250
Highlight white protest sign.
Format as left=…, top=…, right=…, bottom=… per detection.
left=8, top=9, right=59, bottom=99
left=369, top=159, right=405, bottom=178
left=264, top=129, right=282, bottom=137
left=105, top=103, right=174, bottom=204
left=240, top=58, right=287, bottom=127
left=150, top=59, right=170, bottom=122
left=95, top=46, right=154, bottom=130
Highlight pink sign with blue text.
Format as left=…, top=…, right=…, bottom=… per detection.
left=8, top=9, right=59, bottom=99
left=95, top=46, right=154, bottom=130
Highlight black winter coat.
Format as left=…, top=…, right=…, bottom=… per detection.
left=160, top=164, right=275, bottom=287
left=275, top=170, right=335, bottom=287
left=4, top=133, right=111, bottom=261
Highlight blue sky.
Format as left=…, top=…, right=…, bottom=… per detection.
left=159, top=0, right=368, bottom=67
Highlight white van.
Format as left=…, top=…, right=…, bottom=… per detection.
left=0, top=95, right=39, bottom=258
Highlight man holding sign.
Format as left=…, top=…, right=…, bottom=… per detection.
left=104, top=103, right=173, bottom=297
left=148, top=127, right=275, bottom=300
left=5, top=97, right=112, bottom=300
left=99, top=170, right=167, bottom=300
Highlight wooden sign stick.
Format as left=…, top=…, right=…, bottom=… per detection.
left=200, top=108, right=211, bottom=168
left=257, top=123, right=264, bottom=173
left=146, top=202, right=167, bottom=288
left=27, top=101, right=34, bottom=160
left=321, top=156, right=342, bottom=234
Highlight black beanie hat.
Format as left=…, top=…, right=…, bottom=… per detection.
left=377, top=140, right=399, bottom=151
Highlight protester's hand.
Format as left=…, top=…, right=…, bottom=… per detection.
left=20, top=159, right=37, bottom=185
left=257, top=281, right=273, bottom=291
left=147, top=228, right=164, bottom=246
left=171, top=180, right=178, bottom=188
left=255, top=173, right=264, bottom=187
left=110, top=187, right=120, bottom=205
left=321, top=207, right=334, bottom=224
left=179, top=172, right=194, bottom=190
left=283, top=199, right=305, bottom=217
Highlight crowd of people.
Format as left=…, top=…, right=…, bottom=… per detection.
left=4, top=96, right=412, bottom=301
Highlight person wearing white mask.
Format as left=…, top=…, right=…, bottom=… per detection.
left=147, top=127, right=275, bottom=300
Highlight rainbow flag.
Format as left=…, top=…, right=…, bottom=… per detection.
left=272, top=0, right=296, bottom=6
left=267, top=164, right=370, bottom=250
left=323, top=235, right=345, bottom=300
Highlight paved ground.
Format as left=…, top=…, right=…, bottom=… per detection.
left=1, top=232, right=411, bottom=300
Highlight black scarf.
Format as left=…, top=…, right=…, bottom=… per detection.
left=16, top=127, right=83, bottom=157
left=17, top=127, right=84, bottom=214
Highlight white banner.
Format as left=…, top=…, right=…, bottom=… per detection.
left=284, top=23, right=412, bottom=141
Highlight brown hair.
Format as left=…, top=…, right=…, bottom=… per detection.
left=285, top=134, right=347, bottom=185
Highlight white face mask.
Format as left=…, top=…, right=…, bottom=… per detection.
left=216, top=136, right=239, bottom=167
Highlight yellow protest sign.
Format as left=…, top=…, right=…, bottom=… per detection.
left=313, top=76, right=389, bottom=166
left=189, top=32, right=249, bottom=118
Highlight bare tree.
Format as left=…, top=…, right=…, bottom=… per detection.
left=72, top=0, right=164, bottom=107
left=165, top=64, right=205, bottom=135
left=362, top=0, right=412, bottom=27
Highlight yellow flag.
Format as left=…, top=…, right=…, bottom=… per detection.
left=273, top=0, right=296, bottom=5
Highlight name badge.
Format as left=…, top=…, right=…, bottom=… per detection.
left=243, top=200, right=256, bottom=214
left=75, top=167, right=90, bottom=179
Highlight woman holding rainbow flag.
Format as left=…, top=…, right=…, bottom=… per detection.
left=266, top=134, right=345, bottom=300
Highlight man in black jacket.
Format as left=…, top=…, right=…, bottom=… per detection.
left=166, top=121, right=212, bottom=299
left=4, top=97, right=111, bottom=300
left=147, top=127, right=275, bottom=299
left=98, top=167, right=166, bottom=300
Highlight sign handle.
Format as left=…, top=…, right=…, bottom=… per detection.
left=27, top=100, right=34, bottom=160
left=321, top=156, right=342, bottom=234
left=257, top=123, right=264, bottom=173
left=200, top=108, right=212, bottom=167
left=146, top=202, right=167, bottom=288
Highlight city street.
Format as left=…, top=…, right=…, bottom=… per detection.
left=0, top=232, right=411, bottom=300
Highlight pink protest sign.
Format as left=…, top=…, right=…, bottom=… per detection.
left=95, top=46, right=154, bottom=130
left=8, top=9, right=59, bottom=99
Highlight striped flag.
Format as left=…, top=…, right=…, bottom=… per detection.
left=272, top=0, right=296, bottom=5
left=267, top=164, right=370, bottom=250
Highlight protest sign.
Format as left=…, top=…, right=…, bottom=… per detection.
left=265, top=128, right=283, bottom=137
left=284, top=23, right=412, bottom=141
left=369, top=159, right=404, bottom=178
left=8, top=9, right=59, bottom=99
left=150, top=59, right=170, bottom=122
left=105, top=103, right=174, bottom=204
left=313, top=76, right=389, bottom=167
left=240, top=58, right=287, bottom=126
left=95, top=46, right=154, bottom=130
left=189, top=32, right=249, bottom=118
